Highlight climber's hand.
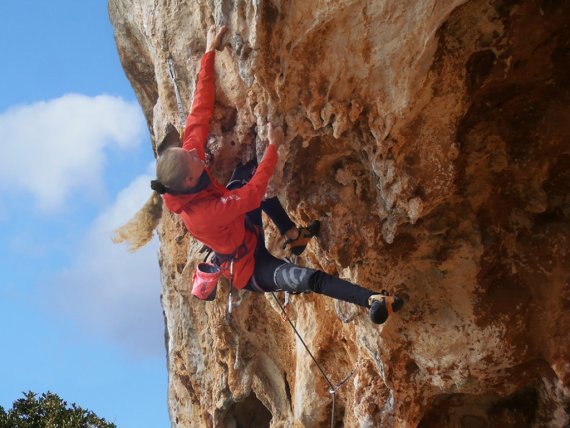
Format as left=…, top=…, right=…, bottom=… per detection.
left=268, top=123, right=284, bottom=149
left=206, top=25, right=227, bottom=52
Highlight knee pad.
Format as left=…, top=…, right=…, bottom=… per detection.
left=273, top=263, right=317, bottom=293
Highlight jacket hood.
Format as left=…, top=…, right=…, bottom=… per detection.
left=163, top=169, right=226, bottom=213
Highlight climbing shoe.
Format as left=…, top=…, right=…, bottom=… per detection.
left=368, top=292, right=404, bottom=324
left=284, top=220, right=321, bottom=256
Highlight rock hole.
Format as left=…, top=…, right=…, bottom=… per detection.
left=405, top=360, right=420, bottom=378
left=418, top=387, right=539, bottom=428
left=223, top=393, right=272, bottom=428
left=221, top=108, right=238, bottom=133
left=284, top=374, right=292, bottom=411
left=466, top=49, right=496, bottom=93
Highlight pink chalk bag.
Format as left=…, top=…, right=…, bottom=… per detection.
left=191, top=262, right=222, bottom=301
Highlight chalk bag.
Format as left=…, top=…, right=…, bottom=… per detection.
left=192, top=262, right=221, bottom=301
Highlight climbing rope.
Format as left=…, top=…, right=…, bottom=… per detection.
left=167, top=57, right=187, bottom=137
left=270, top=292, right=355, bottom=428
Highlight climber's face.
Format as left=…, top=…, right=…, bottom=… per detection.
left=184, top=148, right=205, bottom=188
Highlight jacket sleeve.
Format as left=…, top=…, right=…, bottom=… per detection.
left=182, top=51, right=216, bottom=160
left=210, top=145, right=278, bottom=222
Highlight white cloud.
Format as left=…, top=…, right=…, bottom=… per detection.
left=0, top=94, right=145, bottom=213
left=48, top=172, right=164, bottom=358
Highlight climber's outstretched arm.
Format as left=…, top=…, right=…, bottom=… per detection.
left=182, top=25, right=227, bottom=158
left=208, top=124, right=283, bottom=224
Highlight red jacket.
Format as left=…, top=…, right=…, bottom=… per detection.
left=163, top=51, right=277, bottom=288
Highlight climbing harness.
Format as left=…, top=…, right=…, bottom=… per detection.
left=194, top=245, right=240, bottom=325
left=270, top=292, right=355, bottom=428
left=167, top=57, right=187, bottom=137
left=214, top=242, right=248, bottom=325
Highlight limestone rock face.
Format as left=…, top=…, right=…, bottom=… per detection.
left=109, top=0, right=570, bottom=426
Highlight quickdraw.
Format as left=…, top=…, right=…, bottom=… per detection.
left=281, top=292, right=291, bottom=321
left=167, top=57, right=187, bottom=138
left=226, top=260, right=235, bottom=324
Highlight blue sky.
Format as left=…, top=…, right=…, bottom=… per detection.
left=0, top=2, right=168, bottom=427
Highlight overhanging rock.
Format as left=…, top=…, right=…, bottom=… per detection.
left=110, top=0, right=570, bottom=426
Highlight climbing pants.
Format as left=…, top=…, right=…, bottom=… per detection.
left=245, top=243, right=374, bottom=308
left=229, top=158, right=374, bottom=308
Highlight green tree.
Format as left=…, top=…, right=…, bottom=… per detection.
left=0, top=391, right=116, bottom=428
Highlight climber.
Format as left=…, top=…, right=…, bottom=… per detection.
left=132, top=25, right=403, bottom=324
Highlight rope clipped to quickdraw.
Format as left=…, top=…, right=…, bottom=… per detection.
left=280, top=255, right=296, bottom=321
left=281, top=292, right=291, bottom=321
left=227, top=260, right=234, bottom=324
left=167, top=57, right=186, bottom=139
left=270, top=292, right=355, bottom=428
left=224, top=260, right=242, bottom=369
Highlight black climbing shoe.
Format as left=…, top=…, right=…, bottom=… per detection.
left=368, top=293, right=404, bottom=324
left=284, top=220, right=321, bottom=256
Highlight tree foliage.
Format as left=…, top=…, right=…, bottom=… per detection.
left=0, top=391, right=116, bottom=428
